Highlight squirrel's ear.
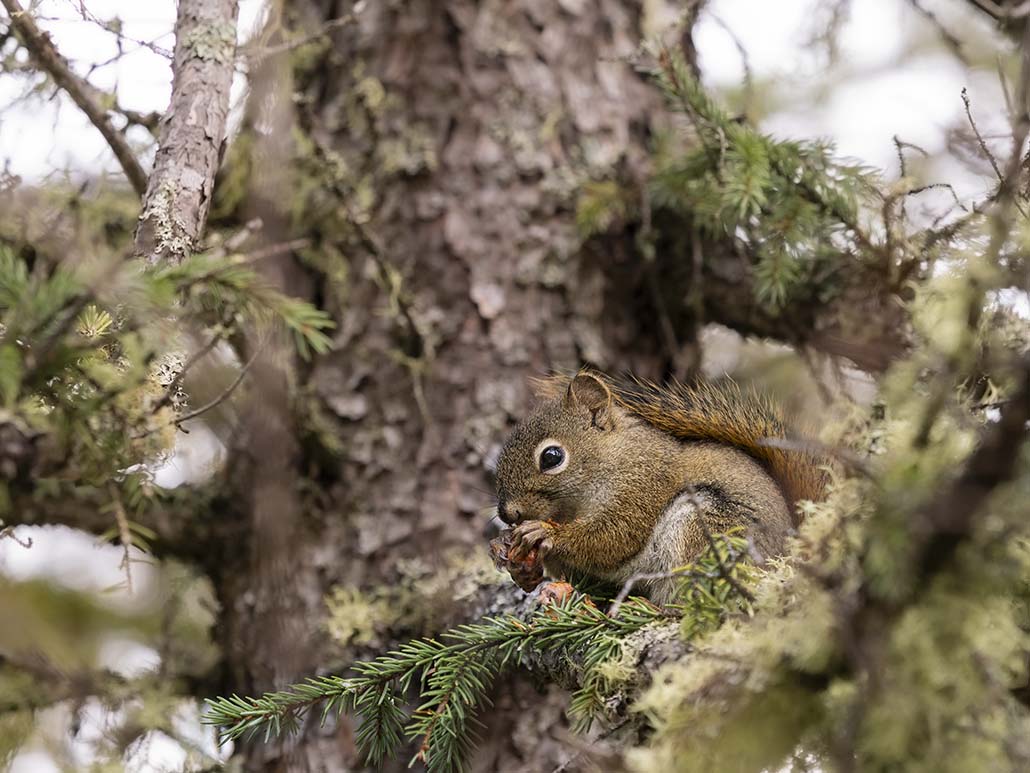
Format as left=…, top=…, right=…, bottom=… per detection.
left=565, top=372, right=614, bottom=430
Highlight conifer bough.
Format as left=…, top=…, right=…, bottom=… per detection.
left=204, top=533, right=755, bottom=772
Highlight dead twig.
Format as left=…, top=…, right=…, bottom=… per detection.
left=1, top=0, right=148, bottom=195
left=908, top=0, right=971, bottom=65
left=173, top=346, right=261, bottom=428
left=962, top=87, right=1006, bottom=185
left=608, top=566, right=693, bottom=617
left=0, top=525, right=32, bottom=548
left=242, top=14, right=356, bottom=63
left=107, top=483, right=134, bottom=594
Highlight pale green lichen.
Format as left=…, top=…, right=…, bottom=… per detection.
left=139, top=181, right=193, bottom=260
left=355, top=77, right=386, bottom=111
left=376, top=126, right=438, bottom=176
left=324, top=551, right=508, bottom=649
left=181, top=22, right=236, bottom=64
left=325, top=586, right=392, bottom=647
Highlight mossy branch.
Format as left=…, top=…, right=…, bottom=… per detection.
left=204, top=533, right=757, bottom=772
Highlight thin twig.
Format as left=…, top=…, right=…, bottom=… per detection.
left=905, top=182, right=969, bottom=212
left=0, top=525, right=32, bottom=548
left=1, top=0, right=148, bottom=196
left=962, top=87, right=1005, bottom=184
left=242, top=14, right=356, bottom=63
left=894, top=135, right=911, bottom=222
left=908, top=0, right=971, bottom=65
left=238, top=237, right=312, bottom=265
left=107, top=483, right=134, bottom=594
left=219, top=218, right=264, bottom=255
left=173, top=347, right=262, bottom=428
left=696, top=518, right=756, bottom=604
left=149, top=334, right=223, bottom=415
left=608, top=566, right=693, bottom=618
left=62, top=0, right=173, bottom=59
left=706, top=13, right=753, bottom=106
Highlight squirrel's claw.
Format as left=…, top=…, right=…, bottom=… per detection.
left=511, top=519, right=556, bottom=560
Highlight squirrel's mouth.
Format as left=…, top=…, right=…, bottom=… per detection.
left=543, top=506, right=575, bottom=525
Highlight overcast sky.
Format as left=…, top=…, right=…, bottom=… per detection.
left=0, top=0, right=1010, bottom=191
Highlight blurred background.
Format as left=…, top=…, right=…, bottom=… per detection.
left=0, top=1, right=1026, bottom=771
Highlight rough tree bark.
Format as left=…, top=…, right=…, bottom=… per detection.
left=215, top=1, right=673, bottom=770
left=206, top=1, right=913, bottom=771
left=134, top=0, right=240, bottom=264
left=0, top=1, right=915, bottom=770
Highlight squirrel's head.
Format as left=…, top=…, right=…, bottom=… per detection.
left=494, top=371, right=634, bottom=526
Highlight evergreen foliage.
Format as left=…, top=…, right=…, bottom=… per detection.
left=0, top=239, right=332, bottom=523
left=0, top=232, right=333, bottom=764
left=4, top=9, right=1030, bottom=773
left=577, top=49, right=881, bottom=310
left=261, top=44, right=1030, bottom=773
left=204, top=533, right=756, bottom=771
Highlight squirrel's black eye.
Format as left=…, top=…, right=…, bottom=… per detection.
left=539, top=445, right=565, bottom=472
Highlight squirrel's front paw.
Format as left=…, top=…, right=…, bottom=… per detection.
left=511, top=519, right=556, bottom=560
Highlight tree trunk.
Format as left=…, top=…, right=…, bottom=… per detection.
left=213, top=0, right=913, bottom=769
left=215, top=1, right=674, bottom=770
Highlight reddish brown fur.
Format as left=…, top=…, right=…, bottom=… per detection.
left=497, top=371, right=826, bottom=600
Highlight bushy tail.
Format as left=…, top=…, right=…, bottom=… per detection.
left=609, top=376, right=828, bottom=518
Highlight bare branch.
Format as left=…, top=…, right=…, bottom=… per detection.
left=0, top=0, right=148, bottom=195
left=107, top=483, right=135, bottom=594
left=962, top=87, right=1006, bottom=184
left=134, top=0, right=240, bottom=265
left=173, top=346, right=260, bottom=428
left=908, top=0, right=971, bottom=65
left=63, top=0, right=173, bottom=59
left=241, top=14, right=356, bottom=63
left=608, top=567, right=690, bottom=618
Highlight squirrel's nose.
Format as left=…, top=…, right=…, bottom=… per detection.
left=497, top=498, right=521, bottom=525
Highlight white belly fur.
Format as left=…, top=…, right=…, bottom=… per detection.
left=598, top=489, right=708, bottom=600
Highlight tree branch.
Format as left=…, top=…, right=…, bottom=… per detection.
left=0, top=0, right=148, bottom=196
left=636, top=219, right=911, bottom=373
left=910, top=354, right=1030, bottom=584
left=133, top=0, right=240, bottom=265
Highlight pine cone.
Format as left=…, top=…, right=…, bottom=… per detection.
left=489, top=529, right=545, bottom=592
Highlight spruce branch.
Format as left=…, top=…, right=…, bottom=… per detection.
left=204, top=534, right=759, bottom=771
left=204, top=596, right=678, bottom=771
left=647, top=48, right=883, bottom=310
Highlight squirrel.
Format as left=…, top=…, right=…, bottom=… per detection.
left=493, top=370, right=827, bottom=604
